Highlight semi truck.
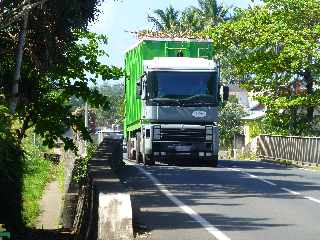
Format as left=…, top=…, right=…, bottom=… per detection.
left=124, top=38, right=227, bottom=166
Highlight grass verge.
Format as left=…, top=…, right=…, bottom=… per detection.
left=21, top=137, right=64, bottom=227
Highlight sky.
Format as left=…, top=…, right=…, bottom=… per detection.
left=88, top=0, right=257, bottom=83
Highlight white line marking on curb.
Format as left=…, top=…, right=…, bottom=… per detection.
left=130, top=162, right=231, bottom=240
left=281, top=188, right=301, bottom=195
left=304, top=196, right=320, bottom=204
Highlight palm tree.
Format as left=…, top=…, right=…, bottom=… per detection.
left=180, top=7, right=204, bottom=32
left=146, top=0, right=230, bottom=36
left=195, top=0, right=230, bottom=27
left=148, top=5, right=181, bottom=32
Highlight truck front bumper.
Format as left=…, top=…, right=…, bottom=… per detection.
left=151, top=141, right=217, bottom=162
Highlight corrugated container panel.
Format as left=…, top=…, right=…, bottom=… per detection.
left=124, top=39, right=214, bottom=135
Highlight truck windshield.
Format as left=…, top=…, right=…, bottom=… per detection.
left=149, top=71, right=218, bottom=106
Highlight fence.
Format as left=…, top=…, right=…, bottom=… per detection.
left=258, top=135, right=320, bottom=165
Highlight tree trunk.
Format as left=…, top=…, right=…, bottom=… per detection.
left=9, top=13, right=28, bottom=114
left=305, top=70, right=314, bottom=123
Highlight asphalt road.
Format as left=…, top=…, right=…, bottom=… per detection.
left=118, top=157, right=320, bottom=240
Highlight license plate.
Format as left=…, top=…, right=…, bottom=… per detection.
left=175, top=145, right=191, bottom=152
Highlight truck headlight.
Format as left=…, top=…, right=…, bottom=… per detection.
left=206, top=126, right=213, bottom=141
left=153, top=125, right=161, bottom=140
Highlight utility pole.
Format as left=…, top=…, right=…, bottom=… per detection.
left=85, top=102, right=88, bottom=128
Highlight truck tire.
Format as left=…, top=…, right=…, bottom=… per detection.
left=136, top=132, right=142, bottom=163
left=211, top=155, right=218, bottom=167
left=127, top=140, right=134, bottom=161
left=143, top=154, right=155, bottom=166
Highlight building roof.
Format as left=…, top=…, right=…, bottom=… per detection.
left=242, top=110, right=266, bottom=121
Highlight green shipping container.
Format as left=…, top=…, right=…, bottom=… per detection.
left=124, top=39, right=214, bottom=137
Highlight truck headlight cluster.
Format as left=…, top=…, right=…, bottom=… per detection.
left=206, top=126, right=213, bottom=141
left=153, top=125, right=161, bottom=140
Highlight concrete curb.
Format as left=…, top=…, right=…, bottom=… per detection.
left=98, top=193, right=133, bottom=240
left=84, top=138, right=133, bottom=240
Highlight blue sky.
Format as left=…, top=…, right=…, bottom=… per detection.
left=88, top=0, right=256, bottom=83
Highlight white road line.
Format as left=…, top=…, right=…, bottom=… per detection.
left=227, top=168, right=241, bottom=172
left=247, top=173, right=259, bottom=179
left=260, top=179, right=277, bottom=186
left=281, top=187, right=301, bottom=195
left=229, top=166, right=320, bottom=205
left=228, top=168, right=277, bottom=186
left=304, top=196, right=320, bottom=204
left=131, top=162, right=231, bottom=240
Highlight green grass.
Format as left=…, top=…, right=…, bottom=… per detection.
left=21, top=138, right=62, bottom=227
left=54, top=161, right=65, bottom=193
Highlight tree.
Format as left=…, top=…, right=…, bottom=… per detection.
left=212, top=0, right=320, bottom=136
left=1, top=0, right=106, bottom=113
left=194, top=0, right=230, bottom=28
left=148, top=5, right=181, bottom=32
left=143, top=1, right=230, bottom=39
left=219, top=101, right=246, bottom=148
left=0, top=0, right=124, bottom=230
left=95, top=83, right=124, bottom=127
left=180, top=7, right=205, bottom=32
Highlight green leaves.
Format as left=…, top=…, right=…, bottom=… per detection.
left=219, top=101, right=247, bottom=148
left=147, top=0, right=230, bottom=35
left=211, top=0, right=320, bottom=136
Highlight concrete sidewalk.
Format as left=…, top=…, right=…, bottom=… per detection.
left=36, top=180, right=62, bottom=230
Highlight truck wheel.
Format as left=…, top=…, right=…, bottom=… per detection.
left=143, top=154, right=155, bottom=166
left=131, top=150, right=136, bottom=160
left=136, top=132, right=142, bottom=163
left=211, top=155, right=218, bottom=167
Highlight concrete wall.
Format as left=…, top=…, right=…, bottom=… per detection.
left=80, top=138, right=133, bottom=240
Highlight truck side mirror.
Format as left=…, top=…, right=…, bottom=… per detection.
left=136, top=81, right=142, bottom=98
left=223, top=86, right=229, bottom=101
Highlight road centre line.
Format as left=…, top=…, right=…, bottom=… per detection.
left=228, top=167, right=320, bottom=205
left=127, top=161, right=231, bottom=240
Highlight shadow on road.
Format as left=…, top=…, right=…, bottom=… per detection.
left=117, top=162, right=319, bottom=235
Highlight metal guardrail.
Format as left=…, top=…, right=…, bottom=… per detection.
left=258, top=135, right=320, bottom=165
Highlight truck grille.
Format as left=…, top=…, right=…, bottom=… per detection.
left=160, top=128, right=206, bottom=142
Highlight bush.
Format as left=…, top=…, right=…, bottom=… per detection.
left=0, top=104, right=23, bottom=230
left=219, top=101, right=247, bottom=148
left=73, top=143, right=97, bottom=185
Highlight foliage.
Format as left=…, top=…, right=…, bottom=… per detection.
left=95, top=83, right=124, bottom=127
left=212, top=0, right=320, bottom=136
left=194, top=0, right=230, bottom=28
left=21, top=137, right=54, bottom=227
left=1, top=0, right=105, bottom=70
left=0, top=0, right=123, bottom=229
left=148, top=5, right=181, bottom=32
left=73, top=143, right=97, bottom=185
left=1, top=30, right=123, bottom=151
left=219, top=101, right=246, bottom=148
left=0, top=101, right=23, bottom=229
left=147, top=0, right=230, bottom=35
left=248, top=120, right=262, bottom=139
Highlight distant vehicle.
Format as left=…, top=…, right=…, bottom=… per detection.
left=124, top=38, right=228, bottom=166
left=96, top=128, right=123, bottom=143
